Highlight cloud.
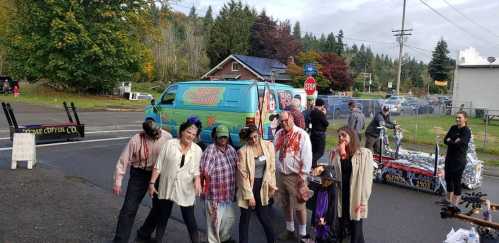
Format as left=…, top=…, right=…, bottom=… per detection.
left=172, top=0, right=499, bottom=62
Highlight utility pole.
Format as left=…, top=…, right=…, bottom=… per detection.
left=393, top=0, right=412, bottom=96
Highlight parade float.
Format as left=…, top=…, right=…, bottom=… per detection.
left=373, top=125, right=483, bottom=194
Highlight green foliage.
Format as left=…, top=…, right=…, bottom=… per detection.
left=207, top=0, right=256, bottom=66
left=429, top=39, right=453, bottom=83
left=5, top=0, right=150, bottom=93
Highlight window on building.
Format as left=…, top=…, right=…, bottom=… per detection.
left=232, top=62, right=241, bottom=71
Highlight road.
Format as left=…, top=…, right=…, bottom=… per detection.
left=1, top=109, right=498, bottom=243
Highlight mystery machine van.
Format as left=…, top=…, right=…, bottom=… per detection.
left=145, top=80, right=297, bottom=146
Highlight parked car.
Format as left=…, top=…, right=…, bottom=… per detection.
left=401, top=97, right=434, bottom=114
left=318, top=95, right=355, bottom=119
left=383, top=96, right=406, bottom=114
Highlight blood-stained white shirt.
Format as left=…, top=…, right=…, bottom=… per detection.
left=273, top=126, right=312, bottom=175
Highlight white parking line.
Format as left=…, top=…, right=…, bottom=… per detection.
left=0, top=136, right=131, bottom=151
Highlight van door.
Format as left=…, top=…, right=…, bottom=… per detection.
left=158, top=85, right=178, bottom=136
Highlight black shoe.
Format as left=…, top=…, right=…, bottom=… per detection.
left=221, top=239, right=237, bottom=243
left=136, top=230, right=151, bottom=242
left=299, top=234, right=312, bottom=243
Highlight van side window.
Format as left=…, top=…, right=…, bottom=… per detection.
left=161, top=86, right=177, bottom=105
left=277, top=90, right=293, bottom=110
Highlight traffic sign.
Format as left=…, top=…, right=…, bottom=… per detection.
left=304, top=63, right=317, bottom=76
left=304, top=76, right=317, bottom=95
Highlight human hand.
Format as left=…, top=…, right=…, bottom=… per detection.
left=248, top=198, right=256, bottom=208
left=113, top=184, right=121, bottom=196
left=148, top=184, right=158, bottom=198
left=312, top=166, right=324, bottom=176
left=269, top=186, right=278, bottom=197
left=195, top=178, right=202, bottom=197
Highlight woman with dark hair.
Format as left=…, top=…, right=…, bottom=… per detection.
left=237, top=125, right=278, bottom=243
left=444, top=111, right=471, bottom=208
left=112, top=120, right=172, bottom=243
left=330, top=126, right=373, bottom=243
left=147, top=120, right=203, bottom=243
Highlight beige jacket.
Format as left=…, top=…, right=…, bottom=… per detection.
left=332, top=148, right=373, bottom=221
left=237, top=140, right=277, bottom=209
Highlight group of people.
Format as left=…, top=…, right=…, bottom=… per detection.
left=111, top=96, right=472, bottom=243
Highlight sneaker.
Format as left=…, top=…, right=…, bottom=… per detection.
left=299, top=234, right=312, bottom=243
left=278, top=230, right=298, bottom=241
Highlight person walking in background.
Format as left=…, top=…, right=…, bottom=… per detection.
left=274, top=111, right=313, bottom=242
left=147, top=120, right=203, bottom=243
left=286, top=98, right=306, bottom=129
left=444, top=111, right=471, bottom=209
left=303, top=96, right=316, bottom=133
left=112, top=121, right=172, bottom=243
left=200, top=125, right=238, bottom=243
left=364, top=105, right=398, bottom=154
left=347, top=101, right=365, bottom=142
left=237, top=125, right=278, bottom=243
left=309, top=98, right=329, bottom=168
left=331, top=126, right=373, bottom=243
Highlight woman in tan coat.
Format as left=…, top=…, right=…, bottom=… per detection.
left=322, top=126, right=373, bottom=243
left=237, top=125, right=278, bottom=243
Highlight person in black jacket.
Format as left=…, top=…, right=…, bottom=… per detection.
left=310, top=98, right=329, bottom=168
left=364, top=106, right=398, bottom=154
left=444, top=111, right=471, bottom=208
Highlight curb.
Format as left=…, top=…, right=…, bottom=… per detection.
left=483, top=166, right=499, bottom=177
left=103, top=108, right=144, bottom=112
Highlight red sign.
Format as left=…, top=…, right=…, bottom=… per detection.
left=304, top=76, right=317, bottom=95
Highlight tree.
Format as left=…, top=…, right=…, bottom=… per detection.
left=293, top=21, right=301, bottom=39
left=5, top=0, right=150, bottom=93
left=188, top=6, right=197, bottom=19
left=319, top=52, right=353, bottom=91
left=203, top=6, right=213, bottom=31
left=249, top=11, right=276, bottom=58
left=207, top=0, right=256, bottom=66
left=336, top=30, right=344, bottom=56
left=428, top=38, right=452, bottom=91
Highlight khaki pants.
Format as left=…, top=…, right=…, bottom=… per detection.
left=277, top=173, right=307, bottom=211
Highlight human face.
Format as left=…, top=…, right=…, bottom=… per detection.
left=338, top=130, right=351, bottom=145
left=216, top=136, right=228, bottom=147
left=180, top=125, right=198, bottom=145
left=456, top=114, right=467, bottom=127
left=279, top=113, right=294, bottom=132
left=247, top=131, right=259, bottom=145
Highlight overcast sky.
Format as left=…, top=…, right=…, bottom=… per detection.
left=171, top=0, right=499, bottom=63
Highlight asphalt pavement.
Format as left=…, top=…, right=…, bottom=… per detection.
left=1, top=108, right=498, bottom=243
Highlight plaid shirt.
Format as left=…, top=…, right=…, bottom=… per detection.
left=200, top=144, right=238, bottom=203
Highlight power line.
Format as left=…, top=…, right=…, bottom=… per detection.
left=441, top=0, right=499, bottom=39
left=418, top=0, right=496, bottom=46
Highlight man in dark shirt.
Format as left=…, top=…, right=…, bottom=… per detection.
left=310, top=98, right=329, bottom=168
left=303, top=96, right=316, bottom=133
left=364, top=106, right=398, bottom=154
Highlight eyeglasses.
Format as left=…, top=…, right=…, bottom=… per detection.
left=279, top=119, right=289, bottom=124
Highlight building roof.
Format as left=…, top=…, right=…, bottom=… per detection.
left=458, top=64, right=499, bottom=68
left=232, top=54, right=287, bottom=76
left=201, top=54, right=289, bottom=80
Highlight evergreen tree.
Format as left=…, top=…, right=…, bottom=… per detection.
left=188, top=6, right=197, bottom=19
left=207, top=0, right=256, bottom=66
left=336, top=29, right=344, bottom=56
left=249, top=10, right=276, bottom=58
left=293, top=21, right=301, bottom=39
left=323, top=32, right=336, bottom=53
left=203, top=6, right=213, bottom=30
left=428, top=38, right=452, bottom=83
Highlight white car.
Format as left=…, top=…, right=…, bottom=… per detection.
left=383, top=96, right=406, bottom=114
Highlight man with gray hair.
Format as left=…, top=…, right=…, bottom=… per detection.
left=285, top=98, right=306, bottom=129
left=274, top=111, right=313, bottom=242
left=347, top=100, right=365, bottom=141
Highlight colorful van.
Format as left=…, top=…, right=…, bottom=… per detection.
left=144, top=80, right=297, bottom=146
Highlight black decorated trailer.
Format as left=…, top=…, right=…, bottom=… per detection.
left=2, top=102, right=84, bottom=143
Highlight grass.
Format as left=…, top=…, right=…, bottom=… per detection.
left=0, top=82, right=164, bottom=110
left=326, top=115, right=499, bottom=166
left=354, top=91, right=385, bottom=99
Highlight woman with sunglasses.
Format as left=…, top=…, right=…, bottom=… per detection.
left=237, top=125, right=278, bottom=243
left=330, top=126, right=373, bottom=243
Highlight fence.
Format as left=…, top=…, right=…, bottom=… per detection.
left=326, top=101, right=499, bottom=158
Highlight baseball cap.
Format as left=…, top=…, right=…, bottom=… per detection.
left=216, top=125, right=229, bottom=138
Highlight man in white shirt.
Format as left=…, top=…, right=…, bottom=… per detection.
left=273, top=111, right=313, bottom=242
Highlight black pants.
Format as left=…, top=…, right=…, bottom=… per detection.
left=311, top=132, right=326, bottom=168
left=239, top=178, right=275, bottom=243
left=114, top=167, right=154, bottom=243
left=155, top=199, right=199, bottom=243
left=445, top=167, right=465, bottom=196
left=338, top=217, right=364, bottom=243
left=365, top=134, right=381, bottom=154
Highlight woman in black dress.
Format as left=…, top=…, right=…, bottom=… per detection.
left=444, top=111, right=471, bottom=208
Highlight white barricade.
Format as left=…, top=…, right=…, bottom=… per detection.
left=11, top=133, right=36, bottom=169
